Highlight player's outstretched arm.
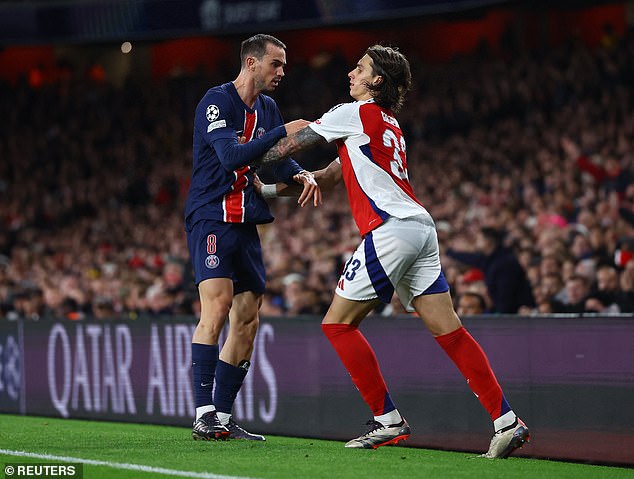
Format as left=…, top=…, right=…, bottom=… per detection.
left=256, top=159, right=341, bottom=207
left=312, top=159, right=342, bottom=191
left=256, top=126, right=327, bottom=167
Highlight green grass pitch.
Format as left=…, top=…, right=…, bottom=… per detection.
left=1, top=415, right=632, bottom=479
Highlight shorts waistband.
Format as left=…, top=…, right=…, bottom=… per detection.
left=386, top=213, right=435, bottom=228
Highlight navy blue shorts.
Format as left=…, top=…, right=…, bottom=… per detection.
left=186, top=220, right=265, bottom=295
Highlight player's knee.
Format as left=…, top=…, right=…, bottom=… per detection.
left=199, top=279, right=232, bottom=305
left=195, top=319, right=223, bottom=341
left=202, top=296, right=232, bottom=317
left=197, top=296, right=232, bottom=338
left=199, top=285, right=232, bottom=314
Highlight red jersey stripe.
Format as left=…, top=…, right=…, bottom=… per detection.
left=338, top=140, right=385, bottom=236
left=224, top=111, right=257, bottom=222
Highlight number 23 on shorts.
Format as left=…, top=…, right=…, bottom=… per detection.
left=342, top=257, right=361, bottom=281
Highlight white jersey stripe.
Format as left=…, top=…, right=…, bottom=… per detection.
left=310, top=99, right=428, bottom=235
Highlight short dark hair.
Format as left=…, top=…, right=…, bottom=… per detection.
left=568, top=274, right=588, bottom=286
left=364, top=45, right=412, bottom=112
left=240, top=34, right=286, bottom=66
left=460, top=292, right=486, bottom=313
left=480, top=227, right=505, bottom=246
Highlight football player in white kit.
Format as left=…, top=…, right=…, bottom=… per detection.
left=254, top=44, right=530, bottom=457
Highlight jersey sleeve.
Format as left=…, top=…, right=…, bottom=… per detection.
left=213, top=131, right=286, bottom=171
left=308, top=102, right=359, bottom=143
left=195, top=90, right=286, bottom=171
left=194, top=89, right=236, bottom=141
left=271, top=159, right=303, bottom=183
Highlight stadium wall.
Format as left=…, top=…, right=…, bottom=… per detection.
left=0, top=316, right=632, bottom=465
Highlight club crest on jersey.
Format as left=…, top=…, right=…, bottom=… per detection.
left=256, top=127, right=266, bottom=139
left=206, top=104, right=220, bottom=122
left=205, top=254, right=220, bottom=269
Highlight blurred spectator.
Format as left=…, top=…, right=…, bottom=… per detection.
left=552, top=275, right=591, bottom=314
left=561, top=137, right=632, bottom=200
left=446, top=227, right=535, bottom=313
left=452, top=267, right=492, bottom=312
left=93, top=296, right=116, bottom=319
left=280, top=273, right=323, bottom=315
left=588, top=264, right=631, bottom=312
left=456, top=292, right=486, bottom=316
left=6, top=289, right=46, bottom=321
left=619, top=259, right=634, bottom=301
left=539, top=272, right=566, bottom=303
left=1, top=26, right=633, bottom=318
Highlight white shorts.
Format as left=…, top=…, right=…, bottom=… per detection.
left=335, top=214, right=449, bottom=310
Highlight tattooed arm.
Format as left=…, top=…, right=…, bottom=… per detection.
left=255, top=126, right=328, bottom=167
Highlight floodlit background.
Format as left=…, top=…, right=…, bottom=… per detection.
left=0, top=0, right=633, bottom=466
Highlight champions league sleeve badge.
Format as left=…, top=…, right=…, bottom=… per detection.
left=206, top=104, right=227, bottom=133
left=206, top=104, right=220, bottom=122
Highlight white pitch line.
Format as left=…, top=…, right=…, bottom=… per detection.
left=0, top=449, right=259, bottom=479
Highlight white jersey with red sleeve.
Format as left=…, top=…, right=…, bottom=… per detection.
left=309, top=99, right=428, bottom=236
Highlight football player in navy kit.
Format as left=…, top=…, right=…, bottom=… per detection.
left=185, top=34, right=320, bottom=441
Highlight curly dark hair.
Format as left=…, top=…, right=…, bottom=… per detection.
left=364, top=45, right=412, bottom=112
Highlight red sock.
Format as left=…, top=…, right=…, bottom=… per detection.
left=322, top=323, right=396, bottom=416
left=435, top=327, right=511, bottom=420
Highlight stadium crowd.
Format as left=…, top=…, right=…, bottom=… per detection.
left=1, top=27, right=633, bottom=320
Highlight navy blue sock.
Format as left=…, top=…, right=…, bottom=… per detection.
left=213, top=360, right=248, bottom=414
left=192, top=343, right=218, bottom=408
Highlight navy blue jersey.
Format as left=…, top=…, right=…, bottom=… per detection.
left=185, top=82, right=302, bottom=230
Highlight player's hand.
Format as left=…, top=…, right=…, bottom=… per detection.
left=293, top=170, right=322, bottom=207
left=285, top=119, right=310, bottom=136
left=237, top=135, right=247, bottom=144
left=560, top=136, right=580, bottom=160
left=252, top=173, right=264, bottom=195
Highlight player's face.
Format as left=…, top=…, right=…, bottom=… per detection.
left=458, top=295, right=483, bottom=316
left=252, top=44, right=286, bottom=92
left=348, top=54, right=381, bottom=101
